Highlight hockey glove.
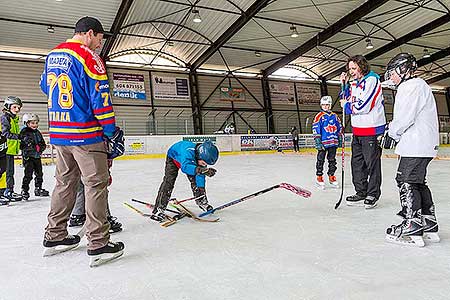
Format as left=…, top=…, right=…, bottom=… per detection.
left=379, top=131, right=397, bottom=149
left=105, top=127, right=125, bottom=159
left=196, top=166, right=217, bottom=177
left=314, top=138, right=325, bottom=151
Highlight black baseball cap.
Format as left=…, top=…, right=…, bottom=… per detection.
left=74, top=16, right=111, bottom=37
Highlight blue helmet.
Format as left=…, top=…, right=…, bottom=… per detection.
left=197, top=140, right=219, bottom=165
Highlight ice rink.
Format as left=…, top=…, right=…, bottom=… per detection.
left=1, top=152, right=450, bottom=300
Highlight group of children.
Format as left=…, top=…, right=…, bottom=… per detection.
left=0, top=96, right=49, bottom=206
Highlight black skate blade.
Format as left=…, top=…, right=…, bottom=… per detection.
left=89, top=250, right=124, bottom=267
left=43, top=243, right=80, bottom=257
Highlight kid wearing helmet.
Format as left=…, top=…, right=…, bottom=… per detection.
left=384, top=53, right=440, bottom=247
left=151, top=140, right=219, bottom=222
left=312, top=95, right=342, bottom=189
left=1, top=96, right=23, bottom=201
left=19, top=113, right=49, bottom=201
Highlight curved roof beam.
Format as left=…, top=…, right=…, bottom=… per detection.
left=324, top=13, right=450, bottom=79
left=190, top=0, right=272, bottom=71
left=109, top=48, right=187, bottom=66
left=262, top=0, right=389, bottom=77
left=100, top=0, right=135, bottom=59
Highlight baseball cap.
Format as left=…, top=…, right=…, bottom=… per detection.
left=74, top=16, right=111, bottom=37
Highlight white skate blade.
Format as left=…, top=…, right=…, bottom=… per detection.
left=423, top=232, right=440, bottom=243
left=346, top=200, right=364, bottom=207
left=329, top=183, right=339, bottom=188
left=315, top=183, right=325, bottom=190
left=89, top=250, right=124, bottom=267
left=385, top=234, right=425, bottom=247
left=364, top=202, right=378, bottom=209
left=43, top=243, right=79, bottom=257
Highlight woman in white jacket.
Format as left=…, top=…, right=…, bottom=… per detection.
left=384, top=53, right=440, bottom=247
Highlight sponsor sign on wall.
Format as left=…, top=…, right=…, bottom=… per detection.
left=296, top=84, right=321, bottom=105
left=182, top=136, right=217, bottom=143
left=125, top=137, right=145, bottom=154
left=112, top=73, right=146, bottom=100
left=152, top=75, right=190, bottom=100
left=270, top=82, right=295, bottom=104
left=219, top=86, right=246, bottom=101
left=240, top=135, right=293, bottom=151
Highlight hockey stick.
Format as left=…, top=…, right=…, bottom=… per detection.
left=123, top=202, right=183, bottom=227
left=170, top=203, right=220, bottom=222
left=334, top=83, right=346, bottom=209
left=171, top=194, right=205, bottom=204
left=199, top=183, right=311, bottom=217
left=131, top=198, right=181, bottom=215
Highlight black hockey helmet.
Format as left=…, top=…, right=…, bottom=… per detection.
left=385, top=53, right=417, bottom=83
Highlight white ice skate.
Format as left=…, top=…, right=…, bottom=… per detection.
left=422, top=215, right=440, bottom=243
left=328, top=175, right=339, bottom=188
left=315, top=176, right=325, bottom=190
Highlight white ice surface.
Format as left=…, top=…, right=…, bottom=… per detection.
left=1, top=153, right=450, bottom=300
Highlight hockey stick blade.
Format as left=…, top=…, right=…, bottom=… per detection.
left=279, top=183, right=311, bottom=198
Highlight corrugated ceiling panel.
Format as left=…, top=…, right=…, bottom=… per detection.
left=0, top=0, right=120, bottom=29
left=257, top=0, right=366, bottom=28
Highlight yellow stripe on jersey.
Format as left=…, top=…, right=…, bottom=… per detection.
left=50, top=126, right=103, bottom=133
left=48, top=48, right=107, bottom=81
left=95, top=112, right=115, bottom=120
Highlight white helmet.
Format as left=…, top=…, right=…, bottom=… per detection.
left=23, top=113, right=40, bottom=125
left=320, top=95, right=332, bottom=106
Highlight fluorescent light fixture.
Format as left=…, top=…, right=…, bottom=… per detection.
left=192, top=9, right=202, bottom=23
left=423, top=48, right=431, bottom=58
left=255, top=51, right=261, bottom=57
left=0, top=52, right=42, bottom=59
left=197, top=69, right=227, bottom=75
left=232, top=72, right=258, bottom=77
left=167, top=41, right=174, bottom=47
left=47, top=26, right=55, bottom=34
left=365, top=38, right=374, bottom=49
left=290, top=25, right=299, bottom=38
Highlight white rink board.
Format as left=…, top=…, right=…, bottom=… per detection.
left=1, top=153, right=450, bottom=300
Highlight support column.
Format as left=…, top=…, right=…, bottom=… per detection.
left=189, top=70, right=203, bottom=134
left=261, top=78, right=275, bottom=133
left=319, top=76, right=328, bottom=96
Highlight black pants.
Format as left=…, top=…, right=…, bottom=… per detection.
left=21, top=157, right=43, bottom=192
left=396, top=157, right=434, bottom=217
left=6, top=154, right=15, bottom=189
left=316, top=147, right=337, bottom=176
left=292, top=139, right=299, bottom=152
left=0, top=155, right=6, bottom=179
left=154, top=157, right=207, bottom=212
left=351, top=135, right=382, bottom=198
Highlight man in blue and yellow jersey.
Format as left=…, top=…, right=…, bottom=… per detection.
left=40, top=16, right=123, bottom=267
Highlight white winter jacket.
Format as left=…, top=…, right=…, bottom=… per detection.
left=389, top=77, right=439, bottom=157
left=344, top=71, right=386, bottom=136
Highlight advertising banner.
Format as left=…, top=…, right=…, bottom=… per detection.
left=270, top=82, right=295, bottom=104
left=240, top=135, right=293, bottom=151
left=219, top=86, right=246, bottom=102
left=152, top=75, right=190, bottom=100
left=112, top=73, right=146, bottom=100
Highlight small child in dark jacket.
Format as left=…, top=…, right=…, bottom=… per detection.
left=19, top=113, right=50, bottom=200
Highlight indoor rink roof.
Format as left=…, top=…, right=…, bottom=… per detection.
left=1, top=0, right=450, bottom=88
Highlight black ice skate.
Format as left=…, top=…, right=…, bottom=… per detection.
left=198, top=203, right=213, bottom=212
left=69, top=214, right=86, bottom=227
left=4, top=189, right=22, bottom=202
left=35, top=188, right=50, bottom=197
left=88, top=241, right=124, bottom=267
left=0, top=196, right=10, bottom=206
left=364, top=196, right=378, bottom=209
left=21, top=190, right=30, bottom=201
left=43, top=234, right=81, bottom=256
left=108, top=216, right=123, bottom=233
left=422, top=215, right=440, bottom=243
left=385, top=217, right=424, bottom=247
left=346, top=193, right=366, bottom=206
left=150, top=208, right=169, bottom=223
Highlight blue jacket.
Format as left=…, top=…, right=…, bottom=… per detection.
left=312, top=110, right=342, bottom=148
left=167, top=141, right=205, bottom=188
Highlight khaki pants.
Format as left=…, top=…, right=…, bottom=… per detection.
left=44, top=142, right=110, bottom=250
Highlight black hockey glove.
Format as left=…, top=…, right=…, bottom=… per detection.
left=105, top=127, right=125, bottom=159
left=196, top=166, right=217, bottom=177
